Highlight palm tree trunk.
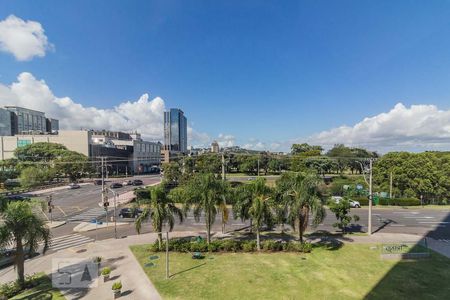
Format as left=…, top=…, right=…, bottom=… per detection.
left=206, top=211, right=211, bottom=244
left=256, top=227, right=261, bottom=251
left=249, top=219, right=253, bottom=233
left=158, top=233, right=163, bottom=249
left=16, top=238, right=25, bottom=287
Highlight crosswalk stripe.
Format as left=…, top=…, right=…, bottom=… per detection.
left=51, top=238, right=93, bottom=251
left=42, top=234, right=94, bottom=251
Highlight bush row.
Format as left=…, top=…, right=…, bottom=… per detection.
left=0, top=273, right=42, bottom=299
left=150, top=238, right=312, bottom=253
left=351, top=197, right=421, bottom=206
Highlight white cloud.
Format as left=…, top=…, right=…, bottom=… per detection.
left=307, top=103, right=450, bottom=152
left=0, top=15, right=53, bottom=61
left=0, top=72, right=165, bottom=140
left=216, top=133, right=235, bottom=147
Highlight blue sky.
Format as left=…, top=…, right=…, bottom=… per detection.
left=1, top=1, right=450, bottom=152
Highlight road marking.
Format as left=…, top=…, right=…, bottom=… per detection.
left=231, top=223, right=247, bottom=226
left=418, top=222, right=449, bottom=224
left=40, top=234, right=94, bottom=252
left=193, top=223, right=206, bottom=226
left=439, top=239, right=450, bottom=243
left=402, top=216, right=435, bottom=219
left=57, top=206, right=67, bottom=216
left=390, top=224, right=405, bottom=227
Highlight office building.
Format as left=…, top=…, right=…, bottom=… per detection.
left=0, top=130, right=161, bottom=174
left=211, top=141, right=220, bottom=153
left=0, top=106, right=59, bottom=136
left=164, top=108, right=187, bottom=153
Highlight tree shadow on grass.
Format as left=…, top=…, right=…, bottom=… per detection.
left=169, top=263, right=206, bottom=278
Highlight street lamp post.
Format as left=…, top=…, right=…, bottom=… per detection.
left=107, top=188, right=118, bottom=239
left=357, top=159, right=374, bottom=235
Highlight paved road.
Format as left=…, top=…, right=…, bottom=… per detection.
left=31, top=175, right=161, bottom=222
left=45, top=206, right=450, bottom=253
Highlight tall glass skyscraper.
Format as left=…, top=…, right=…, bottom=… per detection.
left=164, top=108, right=187, bottom=152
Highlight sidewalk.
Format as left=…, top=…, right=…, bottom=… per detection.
left=0, top=231, right=198, bottom=300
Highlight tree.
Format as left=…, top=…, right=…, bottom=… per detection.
left=0, top=200, right=50, bottom=287
left=161, top=162, right=182, bottom=184
left=135, top=184, right=183, bottom=248
left=183, top=173, right=227, bottom=244
left=247, top=178, right=274, bottom=250
left=291, top=143, right=323, bottom=155
left=20, top=166, right=54, bottom=188
left=14, top=142, right=68, bottom=162
left=195, top=154, right=221, bottom=174
left=53, top=151, right=89, bottom=181
left=329, top=198, right=360, bottom=233
left=277, top=172, right=325, bottom=242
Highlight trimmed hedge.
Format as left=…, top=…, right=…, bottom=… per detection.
left=149, top=238, right=312, bottom=253
left=350, top=197, right=421, bottom=206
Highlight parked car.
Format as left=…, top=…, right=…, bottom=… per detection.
left=68, top=183, right=80, bottom=189
left=118, top=207, right=143, bottom=218
left=122, top=180, right=132, bottom=186
left=0, top=248, right=37, bottom=268
left=132, top=179, right=143, bottom=186
left=331, top=196, right=361, bottom=208
left=110, top=182, right=123, bottom=189
left=94, top=179, right=105, bottom=185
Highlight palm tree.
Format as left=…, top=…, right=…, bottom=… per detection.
left=183, top=173, right=227, bottom=244
left=248, top=178, right=274, bottom=251
left=135, top=185, right=183, bottom=248
left=277, top=172, right=325, bottom=242
left=0, top=200, right=50, bottom=287
left=233, top=178, right=274, bottom=250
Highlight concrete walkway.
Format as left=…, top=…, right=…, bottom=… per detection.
left=0, top=231, right=198, bottom=300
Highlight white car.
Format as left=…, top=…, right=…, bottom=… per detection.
left=331, top=196, right=361, bottom=208
left=67, top=183, right=80, bottom=189
left=122, top=180, right=132, bottom=186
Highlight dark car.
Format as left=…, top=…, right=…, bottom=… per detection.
left=118, top=207, right=143, bottom=218
left=132, top=179, right=143, bottom=186
left=94, top=179, right=105, bottom=185
left=6, top=195, right=27, bottom=201
left=110, top=182, right=123, bottom=189
left=0, top=248, right=37, bottom=268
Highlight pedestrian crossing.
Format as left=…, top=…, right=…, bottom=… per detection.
left=67, top=207, right=107, bottom=222
left=43, top=234, right=94, bottom=252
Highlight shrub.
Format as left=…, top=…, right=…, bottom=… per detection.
left=190, top=240, right=208, bottom=252
left=101, top=267, right=111, bottom=276
left=112, top=281, right=122, bottom=291
left=169, top=239, right=191, bottom=252
left=0, top=281, right=21, bottom=299
left=149, top=241, right=161, bottom=252
left=301, top=242, right=313, bottom=253
left=220, top=240, right=241, bottom=252
left=261, top=240, right=283, bottom=251
left=93, top=256, right=102, bottom=263
left=207, top=240, right=221, bottom=252
left=379, top=198, right=420, bottom=206
left=242, top=240, right=257, bottom=252
left=352, top=196, right=369, bottom=206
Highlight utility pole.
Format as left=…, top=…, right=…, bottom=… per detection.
left=221, top=153, right=226, bottom=181
left=47, top=195, right=53, bottom=224
left=368, top=159, right=373, bottom=236
left=165, top=231, right=169, bottom=279
left=389, top=171, right=393, bottom=199
left=257, top=158, right=260, bottom=177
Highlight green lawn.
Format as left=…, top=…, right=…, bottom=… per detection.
left=131, top=243, right=450, bottom=300
left=10, top=274, right=65, bottom=300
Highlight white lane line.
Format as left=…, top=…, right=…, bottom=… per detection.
left=390, top=224, right=405, bottom=227
left=403, top=216, right=435, bottom=219
left=419, top=222, right=449, bottom=224
left=51, top=239, right=93, bottom=251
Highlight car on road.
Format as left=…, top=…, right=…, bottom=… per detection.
left=110, top=182, right=123, bottom=189
left=0, top=248, right=37, bottom=268
left=6, top=195, right=28, bottom=201
left=118, top=207, right=143, bottom=218
left=331, top=196, right=361, bottom=208
left=122, top=180, right=133, bottom=186
left=94, top=179, right=105, bottom=185
left=247, top=177, right=255, bottom=181
left=132, top=179, right=143, bottom=186
left=67, top=183, right=81, bottom=189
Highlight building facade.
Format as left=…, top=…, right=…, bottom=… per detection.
left=0, top=106, right=59, bottom=136
left=211, top=141, right=220, bottom=153
left=164, top=108, right=187, bottom=153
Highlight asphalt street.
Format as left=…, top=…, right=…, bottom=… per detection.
left=46, top=205, right=450, bottom=254
left=30, top=175, right=162, bottom=222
